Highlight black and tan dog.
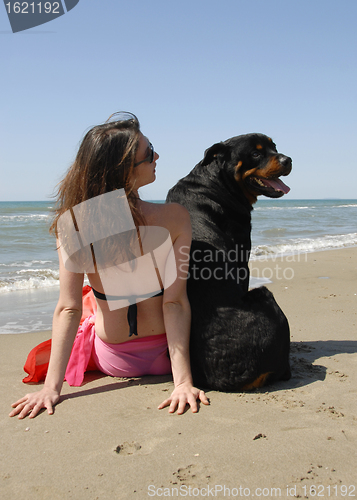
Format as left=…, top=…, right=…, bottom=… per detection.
left=166, top=134, right=292, bottom=392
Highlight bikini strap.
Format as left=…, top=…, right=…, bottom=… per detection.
left=127, top=303, right=138, bottom=337
left=91, top=287, right=164, bottom=337
left=91, top=287, right=164, bottom=301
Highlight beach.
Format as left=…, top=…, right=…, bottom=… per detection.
left=1, top=247, right=356, bottom=499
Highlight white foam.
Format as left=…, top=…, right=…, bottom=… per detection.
left=254, top=206, right=312, bottom=211
left=0, top=319, right=53, bottom=334
left=251, top=232, right=357, bottom=259
left=15, top=268, right=59, bottom=277
left=0, top=214, right=50, bottom=222
left=0, top=271, right=89, bottom=294
left=0, top=260, right=53, bottom=268
left=0, top=272, right=60, bottom=293
left=254, top=203, right=357, bottom=211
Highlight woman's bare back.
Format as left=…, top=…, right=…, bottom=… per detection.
left=90, top=201, right=188, bottom=344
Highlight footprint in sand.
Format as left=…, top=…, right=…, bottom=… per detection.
left=114, top=441, right=141, bottom=455
left=291, top=463, right=339, bottom=485
left=170, top=464, right=211, bottom=487
left=316, top=404, right=344, bottom=419
left=327, top=369, right=348, bottom=381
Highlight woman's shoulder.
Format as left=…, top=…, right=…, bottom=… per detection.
left=162, top=202, right=190, bottom=218
left=142, top=200, right=189, bottom=219
left=141, top=201, right=191, bottom=233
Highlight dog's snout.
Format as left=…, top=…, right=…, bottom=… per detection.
left=279, top=155, right=292, bottom=175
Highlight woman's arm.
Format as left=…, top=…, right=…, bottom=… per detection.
left=9, top=245, right=84, bottom=419
left=158, top=205, right=209, bottom=414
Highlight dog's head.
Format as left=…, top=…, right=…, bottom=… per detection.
left=201, top=134, right=292, bottom=205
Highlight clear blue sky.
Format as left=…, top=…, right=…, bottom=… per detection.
left=1, top=0, right=356, bottom=201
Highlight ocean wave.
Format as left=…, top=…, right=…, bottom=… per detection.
left=254, top=206, right=313, bottom=211
left=251, top=232, right=357, bottom=259
left=254, top=203, right=357, bottom=212
left=0, top=214, right=50, bottom=222
left=0, top=260, right=53, bottom=268
left=0, top=320, right=53, bottom=334
left=0, top=279, right=60, bottom=293
left=0, top=268, right=60, bottom=293
left=0, top=271, right=90, bottom=294
left=16, top=268, right=59, bottom=278
left=260, top=228, right=287, bottom=236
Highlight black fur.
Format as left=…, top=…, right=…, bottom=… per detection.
left=166, top=133, right=292, bottom=391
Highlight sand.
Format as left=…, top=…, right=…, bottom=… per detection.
left=1, top=247, right=356, bottom=499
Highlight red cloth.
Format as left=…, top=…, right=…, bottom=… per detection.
left=22, top=285, right=97, bottom=384
left=80, top=285, right=97, bottom=323
left=64, top=316, right=97, bottom=386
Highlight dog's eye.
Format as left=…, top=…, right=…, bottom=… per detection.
left=251, top=151, right=262, bottom=159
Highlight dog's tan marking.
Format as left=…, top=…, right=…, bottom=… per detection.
left=241, top=167, right=257, bottom=180
left=259, top=156, right=282, bottom=177
left=242, top=372, right=271, bottom=391
left=234, top=161, right=243, bottom=180
left=256, top=144, right=263, bottom=150
left=234, top=163, right=260, bottom=205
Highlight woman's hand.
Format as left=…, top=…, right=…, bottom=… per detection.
left=9, top=387, right=60, bottom=419
left=158, top=383, right=209, bottom=415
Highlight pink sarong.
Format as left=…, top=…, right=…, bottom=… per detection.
left=65, top=316, right=171, bottom=385
left=23, top=286, right=171, bottom=387
left=92, top=332, right=171, bottom=378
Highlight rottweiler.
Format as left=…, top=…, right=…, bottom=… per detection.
left=166, top=134, right=292, bottom=392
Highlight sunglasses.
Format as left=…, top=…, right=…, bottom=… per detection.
left=134, top=142, right=155, bottom=167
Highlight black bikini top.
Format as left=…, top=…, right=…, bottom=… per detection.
left=91, top=287, right=164, bottom=337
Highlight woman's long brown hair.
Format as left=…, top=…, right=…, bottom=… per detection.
left=50, top=112, right=145, bottom=236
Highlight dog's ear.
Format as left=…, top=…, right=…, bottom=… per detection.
left=201, top=142, right=228, bottom=166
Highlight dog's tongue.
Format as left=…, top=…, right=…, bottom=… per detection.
left=263, top=178, right=290, bottom=194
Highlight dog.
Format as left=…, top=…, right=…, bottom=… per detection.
left=166, top=133, right=292, bottom=392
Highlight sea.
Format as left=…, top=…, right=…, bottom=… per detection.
left=1, top=199, right=356, bottom=334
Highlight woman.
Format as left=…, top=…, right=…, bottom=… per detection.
left=10, top=113, right=209, bottom=419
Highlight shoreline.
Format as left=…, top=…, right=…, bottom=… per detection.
left=251, top=243, right=357, bottom=260
left=1, top=245, right=356, bottom=335
left=1, top=247, right=356, bottom=499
